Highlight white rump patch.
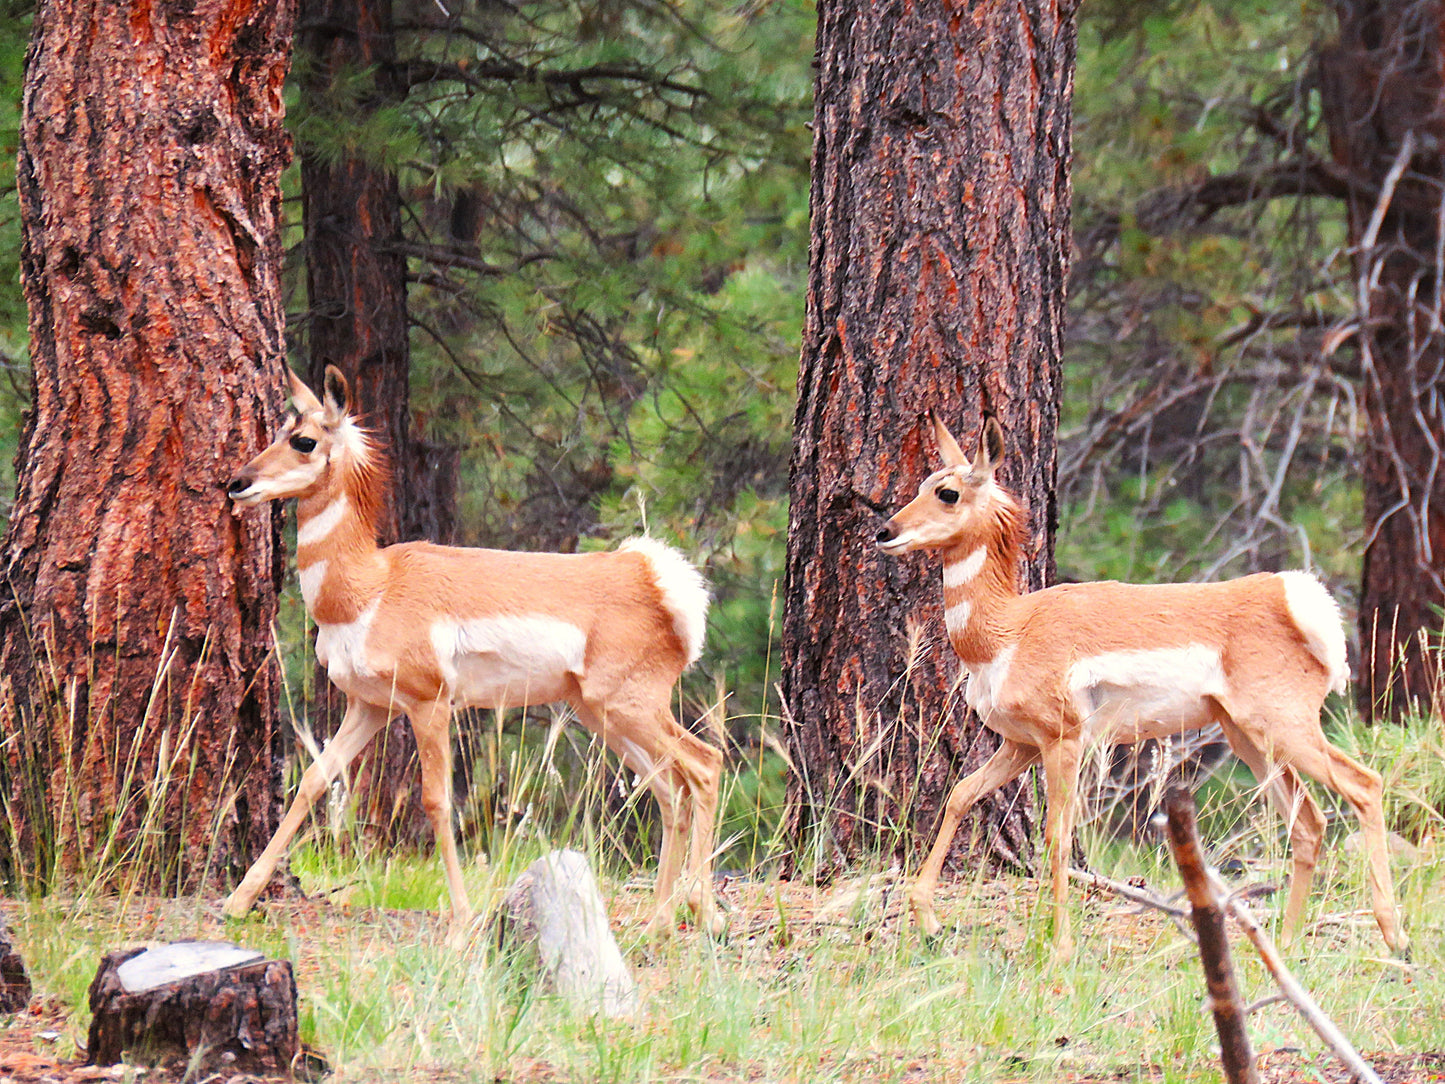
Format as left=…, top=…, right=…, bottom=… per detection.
left=1277, top=571, right=1349, bottom=694
left=943, top=546, right=988, bottom=588
left=965, top=644, right=1017, bottom=719
left=297, top=560, right=328, bottom=610
left=298, top=495, right=350, bottom=547
left=431, top=615, right=587, bottom=709
left=620, top=537, right=710, bottom=666
left=944, top=601, right=972, bottom=638
left=1068, top=644, right=1225, bottom=744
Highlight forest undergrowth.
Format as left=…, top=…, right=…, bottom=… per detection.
left=0, top=706, right=1442, bottom=1084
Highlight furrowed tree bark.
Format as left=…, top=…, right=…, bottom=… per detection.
left=1319, top=0, right=1445, bottom=720
left=0, top=0, right=294, bottom=892
left=299, top=0, right=460, bottom=847
left=782, top=0, right=1075, bottom=871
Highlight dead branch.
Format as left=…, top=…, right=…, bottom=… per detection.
left=1207, top=869, right=1386, bottom=1084
left=1076, top=806, right=1386, bottom=1084
left=1164, top=789, right=1259, bottom=1084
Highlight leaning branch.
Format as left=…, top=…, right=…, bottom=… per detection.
left=1208, top=870, right=1385, bottom=1084
left=1164, top=790, right=1259, bottom=1084
left=397, top=58, right=707, bottom=100
left=1078, top=843, right=1385, bottom=1084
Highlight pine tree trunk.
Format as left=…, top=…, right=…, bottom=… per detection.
left=782, top=0, right=1075, bottom=873
left=0, top=0, right=294, bottom=893
left=298, top=0, right=459, bottom=846
left=1319, top=0, right=1445, bottom=721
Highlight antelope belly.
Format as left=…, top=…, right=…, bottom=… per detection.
left=1069, top=644, right=1224, bottom=744
left=431, top=615, right=586, bottom=709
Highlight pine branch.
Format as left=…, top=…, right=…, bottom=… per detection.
left=396, top=58, right=707, bottom=101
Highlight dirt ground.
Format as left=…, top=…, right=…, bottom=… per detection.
left=0, top=882, right=1440, bottom=1084
left=4, top=1011, right=1443, bottom=1084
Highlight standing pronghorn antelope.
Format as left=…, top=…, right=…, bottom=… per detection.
left=225, top=366, right=724, bottom=935
left=875, top=410, right=1405, bottom=957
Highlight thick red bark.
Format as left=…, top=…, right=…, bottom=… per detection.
left=298, top=0, right=460, bottom=846
left=783, top=0, right=1075, bottom=871
left=0, top=0, right=294, bottom=891
left=1320, top=0, right=1445, bottom=719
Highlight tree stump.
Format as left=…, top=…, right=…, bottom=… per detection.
left=86, top=941, right=299, bottom=1073
left=0, top=918, right=31, bottom=1012
left=498, top=850, right=639, bottom=1018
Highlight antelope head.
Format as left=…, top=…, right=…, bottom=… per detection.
left=875, top=411, right=1005, bottom=555
left=226, top=366, right=361, bottom=506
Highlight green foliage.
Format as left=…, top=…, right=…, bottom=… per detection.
left=1330, top=711, right=1445, bottom=845
left=1064, top=0, right=1358, bottom=592
left=282, top=0, right=812, bottom=708
left=0, top=7, right=30, bottom=519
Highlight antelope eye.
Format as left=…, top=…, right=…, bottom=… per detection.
left=936, top=487, right=960, bottom=505
left=289, top=435, right=318, bottom=454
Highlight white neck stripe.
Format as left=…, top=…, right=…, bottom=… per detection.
left=297, top=495, right=350, bottom=547
left=943, top=546, right=989, bottom=589
left=298, top=560, right=328, bottom=610
left=945, top=600, right=972, bottom=636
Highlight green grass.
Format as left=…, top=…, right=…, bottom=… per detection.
left=4, top=710, right=1442, bottom=1082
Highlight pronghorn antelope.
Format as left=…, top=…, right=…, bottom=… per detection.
left=875, top=410, right=1405, bottom=957
left=225, top=366, right=724, bottom=935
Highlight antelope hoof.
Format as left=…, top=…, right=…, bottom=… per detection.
left=1386, top=926, right=1410, bottom=959
left=221, top=892, right=254, bottom=920
left=446, top=916, right=479, bottom=951
left=910, top=897, right=944, bottom=939
left=643, top=910, right=677, bottom=939
left=1051, top=933, right=1076, bottom=965
left=695, top=905, right=727, bottom=939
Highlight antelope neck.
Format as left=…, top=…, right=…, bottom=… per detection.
left=940, top=539, right=1018, bottom=666
left=294, top=487, right=382, bottom=622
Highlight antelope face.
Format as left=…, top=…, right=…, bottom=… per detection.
left=227, top=367, right=353, bottom=506
left=875, top=411, right=1004, bottom=555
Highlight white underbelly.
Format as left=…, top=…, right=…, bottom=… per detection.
left=431, top=615, right=587, bottom=709
left=1070, top=644, right=1224, bottom=745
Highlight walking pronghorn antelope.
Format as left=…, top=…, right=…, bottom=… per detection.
left=875, top=410, right=1405, bottom=958
left=225, top=366, right=724, bottom=935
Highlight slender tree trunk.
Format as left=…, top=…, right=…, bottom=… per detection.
left=782, top=0, right=1075, bottom=874
left=299, top=0, right=459, bottom=846
left=0, top=0, right=294, bottom=892
left=1319, top=0, right=1445, bottom=720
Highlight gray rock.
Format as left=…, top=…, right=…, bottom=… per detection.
left=500, top=850, right=639, bottom=1018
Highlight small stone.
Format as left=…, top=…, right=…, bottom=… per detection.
left=498, top=850, right=639, bottom=1018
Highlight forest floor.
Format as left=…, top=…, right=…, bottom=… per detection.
left=0, top=876, right=1440, bottom=1084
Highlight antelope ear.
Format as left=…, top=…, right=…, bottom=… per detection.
left=322, top=365, right=350, bottom=425
left=287, top=368, right=323, bottom=414
left=970, top=415, right=1005, bottom=481
left=929, top=408, right=970, bottom=468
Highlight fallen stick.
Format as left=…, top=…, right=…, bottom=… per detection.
left=1074, top=790, right=1385, bottom=1084
left=1068, top=868, right=1193, bottom=939
left=1164, top=789, right=1259, bottom=1084
left=1207, top=869, right=1384, bottom=1084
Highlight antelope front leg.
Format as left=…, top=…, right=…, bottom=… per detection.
left=225, top=698, right=390, bottom=917
left=412, top=697, right=474, bottom=932
left=1038, top=738, right=1082, bottom=961
left=909, top=739, right=1040, bottom=937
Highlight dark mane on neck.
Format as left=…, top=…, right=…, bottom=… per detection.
left=338, top=420, right=392, bottom=541
left=985, top=486, right=1027, bottom=583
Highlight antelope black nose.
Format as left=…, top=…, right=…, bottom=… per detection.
left=875, top=526, right=896, bottom=544
left=226, top=475, right=250, bottom=497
